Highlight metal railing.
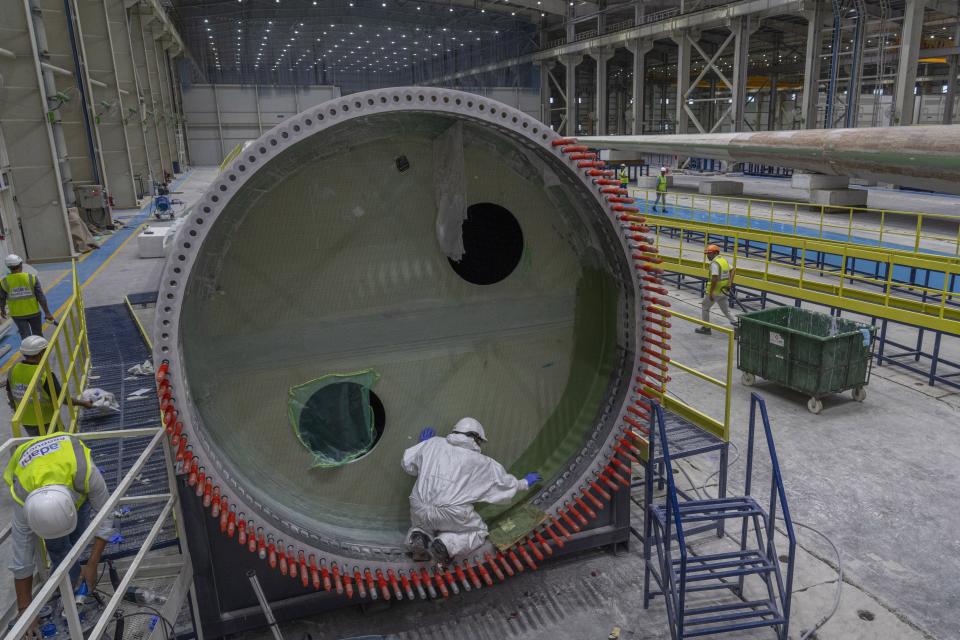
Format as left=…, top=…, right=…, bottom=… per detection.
left=646, top=218, right=960, bottom=335
left=1, top=428, right=194, bottom=640
left=648, top=305, right=734, bottom=444
left=11, top=262, right=91, bottom=437
left=632, top=188, right=960, bottom=260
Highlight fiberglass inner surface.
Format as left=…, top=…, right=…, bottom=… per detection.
left=179, top=112, right=623, bottom=546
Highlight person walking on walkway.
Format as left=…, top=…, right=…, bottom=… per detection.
left=1, top=255, right=56, bottom=339
left=696, top=244, right=738, bottom=335
left=652, top=167, right=669, bottom=212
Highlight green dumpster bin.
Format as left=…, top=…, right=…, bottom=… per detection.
left=737, top=307, right=875, bottom=414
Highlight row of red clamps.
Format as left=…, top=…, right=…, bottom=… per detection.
left=158, top=361, right=564, bottom=600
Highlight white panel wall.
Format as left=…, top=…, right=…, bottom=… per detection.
left=182, top=84, right=341, bottom=166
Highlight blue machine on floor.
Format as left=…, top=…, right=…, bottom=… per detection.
left=643, top=395, right=796, bottom=640
left=149, top=183, right=184, bottom=220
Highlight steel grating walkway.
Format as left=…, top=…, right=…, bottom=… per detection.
left=78, top=304, right=176, bottom=559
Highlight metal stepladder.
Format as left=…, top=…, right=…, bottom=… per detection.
left=643, top=394, right=796, bottom=639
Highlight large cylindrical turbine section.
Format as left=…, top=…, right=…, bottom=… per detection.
left=155, top=88, right=647, bottom=577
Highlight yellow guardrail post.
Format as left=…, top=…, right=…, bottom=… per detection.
left=647, top=305, right=734, bottom=443
left=10, top=261, right=90, bottom=438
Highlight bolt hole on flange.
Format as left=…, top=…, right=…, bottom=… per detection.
left=858, top=610, right=876, bottom=622
left=448, top=203, right=524, bottom=286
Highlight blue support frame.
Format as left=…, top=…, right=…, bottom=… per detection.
left=643, top=396, right=796, bottom=639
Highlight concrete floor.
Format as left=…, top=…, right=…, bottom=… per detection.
left=3, top=166, right=958, bottom=640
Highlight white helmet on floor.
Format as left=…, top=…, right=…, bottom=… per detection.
left=5, top=254, right=23, bottom=268
left=452, top=417, right=487, bottom=442
left=21, top=335, right=48, bottom=356
left=24, top=485, right=77, bottom=539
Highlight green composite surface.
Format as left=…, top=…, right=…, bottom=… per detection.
left=179, top=112, right=626, bottom=546
left=738, top=307, right=874, bottom=397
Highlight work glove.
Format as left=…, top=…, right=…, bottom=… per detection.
left=524, top=472, right=542, bottom=486
left=45, top=316, right=57, bottom=325
left=418, top=427, right=435, bottom=442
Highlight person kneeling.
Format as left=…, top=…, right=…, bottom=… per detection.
left=401, top=417, right=540, bottom=565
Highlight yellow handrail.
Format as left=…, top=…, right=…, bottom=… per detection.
left=10, top=262, right=91, bottom=437
left=648, top=219, right=960, bottom=334
left=644, top=305, right=734, bottom=444
left=632, top=188, right=960, bottom=260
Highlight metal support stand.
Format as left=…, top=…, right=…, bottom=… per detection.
left=247, top=572, right=284, bottom=640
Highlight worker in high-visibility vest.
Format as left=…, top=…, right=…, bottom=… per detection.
left=696, top=244, right=738, bottom=335
left=0, top=254, right=56, bottom=340
left=4, top=432, right=113, bottom=633
left=6, top=336, right=93, bottom=437
left=619, top=165, right=629, bottom=191
left=651, top=166, right=669, bottom=212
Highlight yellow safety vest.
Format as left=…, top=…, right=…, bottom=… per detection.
left=712, top=256, right=732, bottom=290
left=1, top=272, right=40, bottom=318
left=656, top=175, right=668, bottom=192
left=619, top=169, right=628, bottom=183
left=10, top=362, right=54, bottom=427
left=3, top=433, right=92, bottom=507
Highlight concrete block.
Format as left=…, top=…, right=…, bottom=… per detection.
left=808, top=188, right=868, bottom=207
left=698, top=180, right=743, bottom=196
left=636, top=176, right=673, bottom=189
left=137, top=226, right=173, bottom=258
left=791, top=173, right=850, bottom=190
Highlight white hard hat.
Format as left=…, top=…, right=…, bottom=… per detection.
left=660, top=166, right=667, bottom=172
left=452, top=417, right=487, bottom=442
left=5, top=254, right=23, bottom=268
left=23, top=485, right=77, bottom=539
left=21, top=335, right=49, bottom=356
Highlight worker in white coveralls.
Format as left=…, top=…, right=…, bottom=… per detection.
left=402, top=417, right=541, bottom=565
left=4, top=433, right=113, bottom=637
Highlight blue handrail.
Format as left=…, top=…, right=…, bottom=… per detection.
left=650, top=401, right=688, bottom=626
left=745, top=392, right=797, bottom=632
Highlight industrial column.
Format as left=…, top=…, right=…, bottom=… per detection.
left=893, top=0, right=924, bottom=126
left=76, top=0, right=138, bottom=207
left=844, top=0, right=867, bottom=128
left=627, top=40, right=653, bottom=134
left=112, top=0, right=151, bottom=195
left=562, top=54, right=583, bottom=136
left=153, top=35, right=179, bottom=173
left=64, top=0, right=110, bottom=193
left=800, top=0, right=825, bottom=129
left=0, top=0, right=74, bottom=258
left=137, top=9, right=170, bottom=177
left=539, top=61, right=552, bottom=124
left=944, top=24, right=960, bottom=124
left=672, top=32, right=691, bottom=133
left=731, top=16, right=754, bottom=132
left=592, top=47, right=614, bottom=135
left=129, top=6, right=163, bottom=182
left=149, top=31, right=176, bottom=174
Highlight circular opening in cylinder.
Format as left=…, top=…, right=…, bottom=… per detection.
left=296, top=383, right=385, bottom=462
left=448, top=203, right=523, bottom=286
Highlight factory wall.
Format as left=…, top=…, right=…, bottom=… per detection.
left=0, top=0, right=187, bottom=260
left=181, top=84, right=341, bottom=166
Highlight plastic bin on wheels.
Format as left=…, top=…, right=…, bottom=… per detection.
left=737, top=307, right=875, bottom=414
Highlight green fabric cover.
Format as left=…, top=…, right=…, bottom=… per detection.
left=288, top=370, right=380, bottom=468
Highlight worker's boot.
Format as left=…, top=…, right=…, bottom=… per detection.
left=408, top=531, right=431, bottom=562
left=429, top=539, right=452, bottom=568
left=694, top=326, right=712, bottom=335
